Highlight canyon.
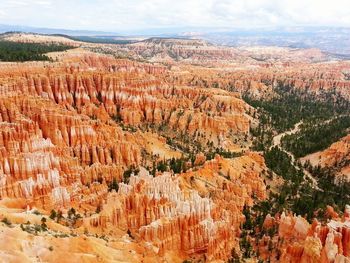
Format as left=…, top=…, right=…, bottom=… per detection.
left=0, top=33, right=350, bottom=262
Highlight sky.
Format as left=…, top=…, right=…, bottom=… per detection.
left=0, top=0, right=350, bottom=32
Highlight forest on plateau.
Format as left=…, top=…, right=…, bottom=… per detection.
left=0, top=41, right=73, bottom=61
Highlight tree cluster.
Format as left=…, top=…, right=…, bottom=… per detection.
left=0, top=41, right=73, bottom=62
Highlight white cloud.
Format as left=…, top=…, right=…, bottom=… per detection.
left=0, top=0, right=349, bottom=31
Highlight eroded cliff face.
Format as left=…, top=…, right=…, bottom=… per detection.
left=0, top=94, right=142, bottom=209
left=83, top=37, right=331, bottom=66
left=167, top=61, right=350, bottom=102
left=0, top=54, right=250, bottom=147
left=257, top=207, right=350, bottom=263
left=302, top=135, right=350, bottom=180
left=85, top=153, right=267, bottom=261
left=0, top=152, right=267, bottom=262
left=0, top=50, right=260, bottom=262
left=1, top=36, right=350, bottom=263
left=96, top=38, right=246, bottom=65
left=0, top=54, right=180, bottom=210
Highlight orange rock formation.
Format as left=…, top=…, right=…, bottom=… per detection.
left=86, top=152, right=267, bottom=261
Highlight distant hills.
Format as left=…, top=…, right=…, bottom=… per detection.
left=0, top=24, right=116, bottom=36
left=1, top=24, right=350, bottom=55
left=199, top=27, right=350, bottom=56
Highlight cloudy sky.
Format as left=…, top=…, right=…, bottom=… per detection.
left=0, top=0, right=349, bottom=32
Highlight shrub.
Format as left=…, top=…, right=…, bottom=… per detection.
left=1, top=217, right=11, bottom=226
